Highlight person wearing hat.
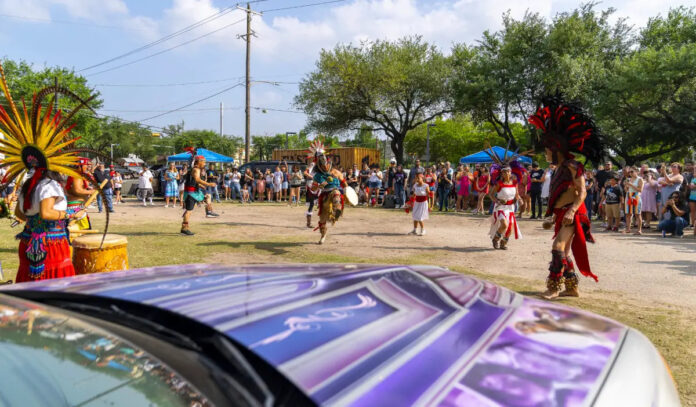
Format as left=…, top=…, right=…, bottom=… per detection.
left=93, top=162, right=114, bottom=213
left=386, top=158, right=397, bottom=200
left=529, top=161, right=545, bottom=219
left=65, top=157, right=94, bottom=230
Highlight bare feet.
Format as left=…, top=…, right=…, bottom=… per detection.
left=560, top=287, right=580, bottom=297
left=540, top=289, right=561, bottom=300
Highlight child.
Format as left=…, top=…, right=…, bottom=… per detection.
left=604, top=175, right=623, bottom=232
left=408, top=173, right=431, bottom=236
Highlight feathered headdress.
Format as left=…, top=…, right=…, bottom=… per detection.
left=484, top=142, right=531, bottom=185
left=306, top=139, right=326, bottom=161
left=0, top=62, right=96, bottom=209
left=528, top=94, right=603, bottom=164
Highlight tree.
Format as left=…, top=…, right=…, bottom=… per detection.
left=84, top=117, right=156, bottom=162
left=295, top=36, right=454, bottom=164
left=170, top=130, right=243, bottom=158
left=0, top=59, right=103, bottom=142
left=595, top=7, right=696, bottom=163
left=452, top=4, right=632, bottom=149
left=404, top=115, right=529, bottom=164
left=343, top=125, right=378, bottom=148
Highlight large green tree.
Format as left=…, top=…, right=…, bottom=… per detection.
left=295, top=36, right=454, bottom=164
left=452, top=4, right=631, bottom=150
left=596, top=7, right=696, bottom=163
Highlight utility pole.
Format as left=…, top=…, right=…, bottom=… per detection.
left=238, top=3, right=261, bottom=163
left=219, top=102, right=224, bottom=138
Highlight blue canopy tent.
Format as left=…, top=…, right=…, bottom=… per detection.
left=167, top=148, right=234, bottom=163
left=459, top=146, right=532, bottom=165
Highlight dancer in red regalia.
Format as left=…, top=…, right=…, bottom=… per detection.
left=528, top=95, right=604, bottom=299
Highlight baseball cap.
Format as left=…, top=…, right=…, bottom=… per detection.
left=390, top=158, right=396, bottom=163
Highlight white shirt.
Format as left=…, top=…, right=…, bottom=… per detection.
left=139, top=170, right=153, bottom=189
left=369, top=171, right=383, bottom=183
left=273, top=171, right=283, bottom=185
left=231, top=172, right=241, bottom=183
left=18, top=178, right=67, bottom=216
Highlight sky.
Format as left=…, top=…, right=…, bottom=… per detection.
left=0, top=0, right=692, bottom=140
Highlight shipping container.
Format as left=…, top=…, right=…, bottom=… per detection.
left=272, top=147, right=381, bottom=169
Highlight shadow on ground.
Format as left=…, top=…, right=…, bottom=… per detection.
left=198, top=240, right=309, bottom=256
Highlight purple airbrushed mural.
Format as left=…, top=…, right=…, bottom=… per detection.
left=3, top=264, right=627, bottom=406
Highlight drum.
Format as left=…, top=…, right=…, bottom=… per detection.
left=72, top=234, right=129, bottom=275
left=344, top=185, right=359, bottom=206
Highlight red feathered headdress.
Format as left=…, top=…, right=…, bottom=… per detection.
left=528, top=95, right=603, bottom=164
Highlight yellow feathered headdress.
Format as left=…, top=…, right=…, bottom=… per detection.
left=0, top=62, right=95, bottom=205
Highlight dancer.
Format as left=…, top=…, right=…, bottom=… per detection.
left=489, top=165, right=522, bottom=249
left=528, top=95, right=604, bottom=299
left=407, top=173, right=431, bottom=236
left=181, top=153, right=219, bottom=236
left=308, top=140, right=345, bottom=244
left=0, top=62, right=95, bottom=282
left=65, top=157, right=94, bottom=230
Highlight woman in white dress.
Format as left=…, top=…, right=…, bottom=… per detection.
left=541, top=164, right=555, bottom=201
left=409, top=173, right=431, bottom=236
left=489, top=166, right=522, bottom=249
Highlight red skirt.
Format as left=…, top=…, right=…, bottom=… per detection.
left=16, top=239, right=75, bottom=283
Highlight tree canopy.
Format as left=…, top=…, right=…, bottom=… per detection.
left=295, top=36, right=454, bottom=164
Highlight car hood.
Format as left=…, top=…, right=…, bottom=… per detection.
left=2, top=264, right=629, bottom=406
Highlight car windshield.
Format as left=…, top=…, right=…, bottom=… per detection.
left=0, top=294, right=211, bottom=407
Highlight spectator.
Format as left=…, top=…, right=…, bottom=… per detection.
left=604, top=175, right=623, bottom=232
left=658, top=191, right=688, bottom=238
left=137, top=164, right=154, bottom=207
left=230, top=167, right=242, bottom=202
left=112, top=169, right=123, bottom=205
left=624, top=167, right=643, bottom=235
left=265, top=169, right=273, bottom=201
left=206, top=164, right=220, bottom=203
left=359, top=163, right=371, bottom=190
left=281, top=162, right=289, bottom=202
left=393, top=164, right=406, bottom=208
left=164, top=162, right=179, bottom=208
left=437, top=162, right=453, bottom=212
left=658, top=162, right=683, bottom=208
left=541, top=163, right=555, bottom=205
left=222, top=167, right=232, bottom=200
left=178, top=164, right=189, bottom=206
left=529, top=162, right=544, bottom=219
left=683, top=161, right=694, bottom=228
left=93, top=162, right=114, bottom=213
left=474, top=166, right=490, bottom=215
left=273, top=166, right=283, bottom=202
left=408, top=159, right=425, bottom=191
left=424, top=167, right=437, bottom=208
left=289, top=165, right=303, bottom=206
left=368, top=165, right=383, bottom=207
left=257, top=169, right=266, bottom=202
left=641, top=169, right=658, bottom=230
left=386, top=159, right=397, bottom=194
left=244, top=168, right=254, bottom=202
left=456, top=165, right=472, bottom=212
left=584, top=170, right=595, bottom=220
left=595, top=161, right=614, bottom=194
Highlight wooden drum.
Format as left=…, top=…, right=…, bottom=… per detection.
left=72, top=234, right=129, bottom=275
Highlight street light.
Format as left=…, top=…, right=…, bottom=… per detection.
left=285, top=132, right=297, bottom=150
left=110, top=143, right=119, bottom=163
left=425, top=123, right=436, bottom=164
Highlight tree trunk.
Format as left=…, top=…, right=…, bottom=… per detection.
left=390, top=134, right=405, bottom=165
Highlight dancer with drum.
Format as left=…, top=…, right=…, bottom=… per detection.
left=65, top=157, right=94, bottom=230
left=0, top=62, right=93, bottom=282
left=307, top=141, right=354, bottom=244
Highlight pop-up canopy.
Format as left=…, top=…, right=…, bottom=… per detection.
left=167, top=148, right=234, bottom=163
left=459, top=146, right=532, bottom=164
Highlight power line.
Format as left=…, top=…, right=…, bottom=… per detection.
left=86, top=17, right=246, bottom=77
left=0, top=13, right=150, bottom=31
left=261, top=0, right=347, bottom=13
left=79, top=7, right=237, bottom=72
left=93, top=78, right=297, bottom=87
left=99, top=106, right=243, bottom=113
left=138, top=82, right=245, bottom=122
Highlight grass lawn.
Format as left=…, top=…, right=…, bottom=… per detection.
left=0, top=217, right=694, bottom=405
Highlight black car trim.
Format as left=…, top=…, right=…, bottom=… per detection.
left=4, top=290, right=317, bottom=407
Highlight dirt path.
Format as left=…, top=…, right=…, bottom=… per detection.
left=108, top=200, right=696, bottom=311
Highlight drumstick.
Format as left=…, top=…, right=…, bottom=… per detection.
left=82, top=179, right=109, bottom=208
